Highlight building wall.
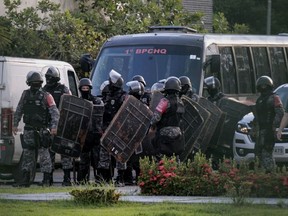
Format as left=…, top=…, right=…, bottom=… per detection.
left=182, top=0, right=213, bottom=32
left=0, top=0, right=213, bottom=31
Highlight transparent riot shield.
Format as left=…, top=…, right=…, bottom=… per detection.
left=101, top=95, right=153, bottom=163
left=51, top=95, right=93, bottom=158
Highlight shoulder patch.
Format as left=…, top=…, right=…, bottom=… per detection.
left=156, top=98, right=169, bottom=114
left=274, top=95, right=283, bottom=107
left=46, top=93, right=56, bottom=107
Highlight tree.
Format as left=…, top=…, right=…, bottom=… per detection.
left=214, top=0, right=288, bottom=34
left=0, top=0, right=205, bottom=69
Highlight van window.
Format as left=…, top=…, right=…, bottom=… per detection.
left=68, top=70, right=78, bottom=96
left=91, top=45, right=202, bottom=96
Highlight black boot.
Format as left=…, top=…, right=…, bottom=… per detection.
left=13, top=171, right=30, bottom=187
left=77, top=169, right=88, bottom=184
left=62, top=169, right=72, bottom=186
left=116, top=170, right=125, bottom=187
left=124, top=167, right=134, bottom=185
left=97, top=168, right=112, bottom=183
left=38, top=172, right=52, bottom=187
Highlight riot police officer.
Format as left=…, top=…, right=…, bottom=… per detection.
left=150, top=76, right=185, bottom=158
left=43, top=66, right=73, bottom=186
left=204, top=76, right=225, bottom=105
left=77, top=78, right=104, bottom=184
left=253, top=76, right=284, bottom=172
left=80, top=53, right=95, bottom=78
left=132, top=75, right=151, bottom=106
left=179, top=76, right=200, bottom=102
left=97, top=70, right=127, bottom=184
left=13, top=71, right=59, bottom=187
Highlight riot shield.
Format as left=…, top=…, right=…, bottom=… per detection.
left=101, top=95, right=153, bottom=163
left=197, top=97, right=225, bottom=152
left=216, top=97, right=251, bottom=151
left=91, top=103, right=104, bottom=132
left=149, top=91, right=164, bottom=112
left=179, top=95, right=206, bottom=161
left=51, top=95, right=93, bottom=158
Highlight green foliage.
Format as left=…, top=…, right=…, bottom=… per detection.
left=70, top=185, right=121, bottom=205
left=139, top=152, right=288, bottom=200
left=213, top=12, right=249, bottom=34
left=214, top=0, right=288, bottom=34
left=0, top=0, right=205, bottom=66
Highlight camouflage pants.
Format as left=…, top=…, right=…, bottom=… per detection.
left=79, top=145, right=100, bottom=172
left=255, top=129, right=275, bottom=172
left=22, top=129, right=52, bottom=173
left=49, top=150, right=73, bottom=170
left=97, top=146, right=111, bottom=169
left=97, top=146, right=126, bottom=170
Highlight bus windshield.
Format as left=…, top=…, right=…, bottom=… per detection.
left=91, top=45, right=202, bottom=96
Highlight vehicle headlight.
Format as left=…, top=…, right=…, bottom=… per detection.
left=236, top=123, right=249, bottom=134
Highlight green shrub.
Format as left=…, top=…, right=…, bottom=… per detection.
left=138, top=152, right=288, bottom=198
left=70, top=185, right=120, bottom=205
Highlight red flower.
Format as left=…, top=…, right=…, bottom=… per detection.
left=282, top=176, right=288, bottom=186
left=139, top=182, right=145, bottom=187
left=158, top=160, right=164, bottom=165
left=158, top=165, right=165, bottom=171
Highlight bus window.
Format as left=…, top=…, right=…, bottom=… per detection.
left=269, top=47, right=287, bottom=88
left=252, top=47, right=271, bottom=78
left=234, top=47, right=253, bottom=94
left=91, top=45, right=202, bottom=96
left=219, top=47, right=237, bottom=94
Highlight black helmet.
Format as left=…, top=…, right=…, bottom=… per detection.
left=45, top=66, right=60, bottom=80
left=100, top=80, right=110, bottom=94
left=45, top=66, right=60, bottom=86
left=132, top=75, right=146, bottom=87
left=109, top=69, right=124, bottom=88
left=204, top=76, right=221, bottom=90
left=179, top=76, right=192, bottom=88
left=256, top=76, right=273, bottom=92
left=164, top=76, right=181, bottom=92
left=26, top=71, right=43, bottom=86
left=80, top=53, right=94, bottom=72
left=79, top=78, right=92, bottom=90
left=126, top=80, right=144, bottom=96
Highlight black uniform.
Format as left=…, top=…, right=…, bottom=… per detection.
left=151, top=94, right=185, bottom=157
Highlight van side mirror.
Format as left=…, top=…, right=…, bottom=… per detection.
left=203, top=54, right=220, bottom=74
left=210, top=54, right=220, bottom=74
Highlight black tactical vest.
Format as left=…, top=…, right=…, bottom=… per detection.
left=103, top=90, right=126, bottom=126
left=256, top=93, right=275, bottom=129
left=157, top=95, right=184, bottom=130
left=43, top=84, right=66, bottom=107
left=23, top=90, right=49, bottom=128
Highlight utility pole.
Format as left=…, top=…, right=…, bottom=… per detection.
left=266, top=0, right=272, bottom=35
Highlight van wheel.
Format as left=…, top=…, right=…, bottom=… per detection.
left=13, top=151, right=37, bottom=183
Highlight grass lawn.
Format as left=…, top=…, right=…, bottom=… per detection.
left=0, top=199, right=287, bottom=216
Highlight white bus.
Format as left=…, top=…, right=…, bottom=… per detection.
left=90, top=26, right=288, bottom=159
left=91, top=26, right=288, bottom=101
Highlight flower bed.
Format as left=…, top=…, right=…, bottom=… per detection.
left=138, top=152, right=288, bottom=198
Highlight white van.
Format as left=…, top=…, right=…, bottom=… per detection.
left=0, top=56, right=79, bottom=180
